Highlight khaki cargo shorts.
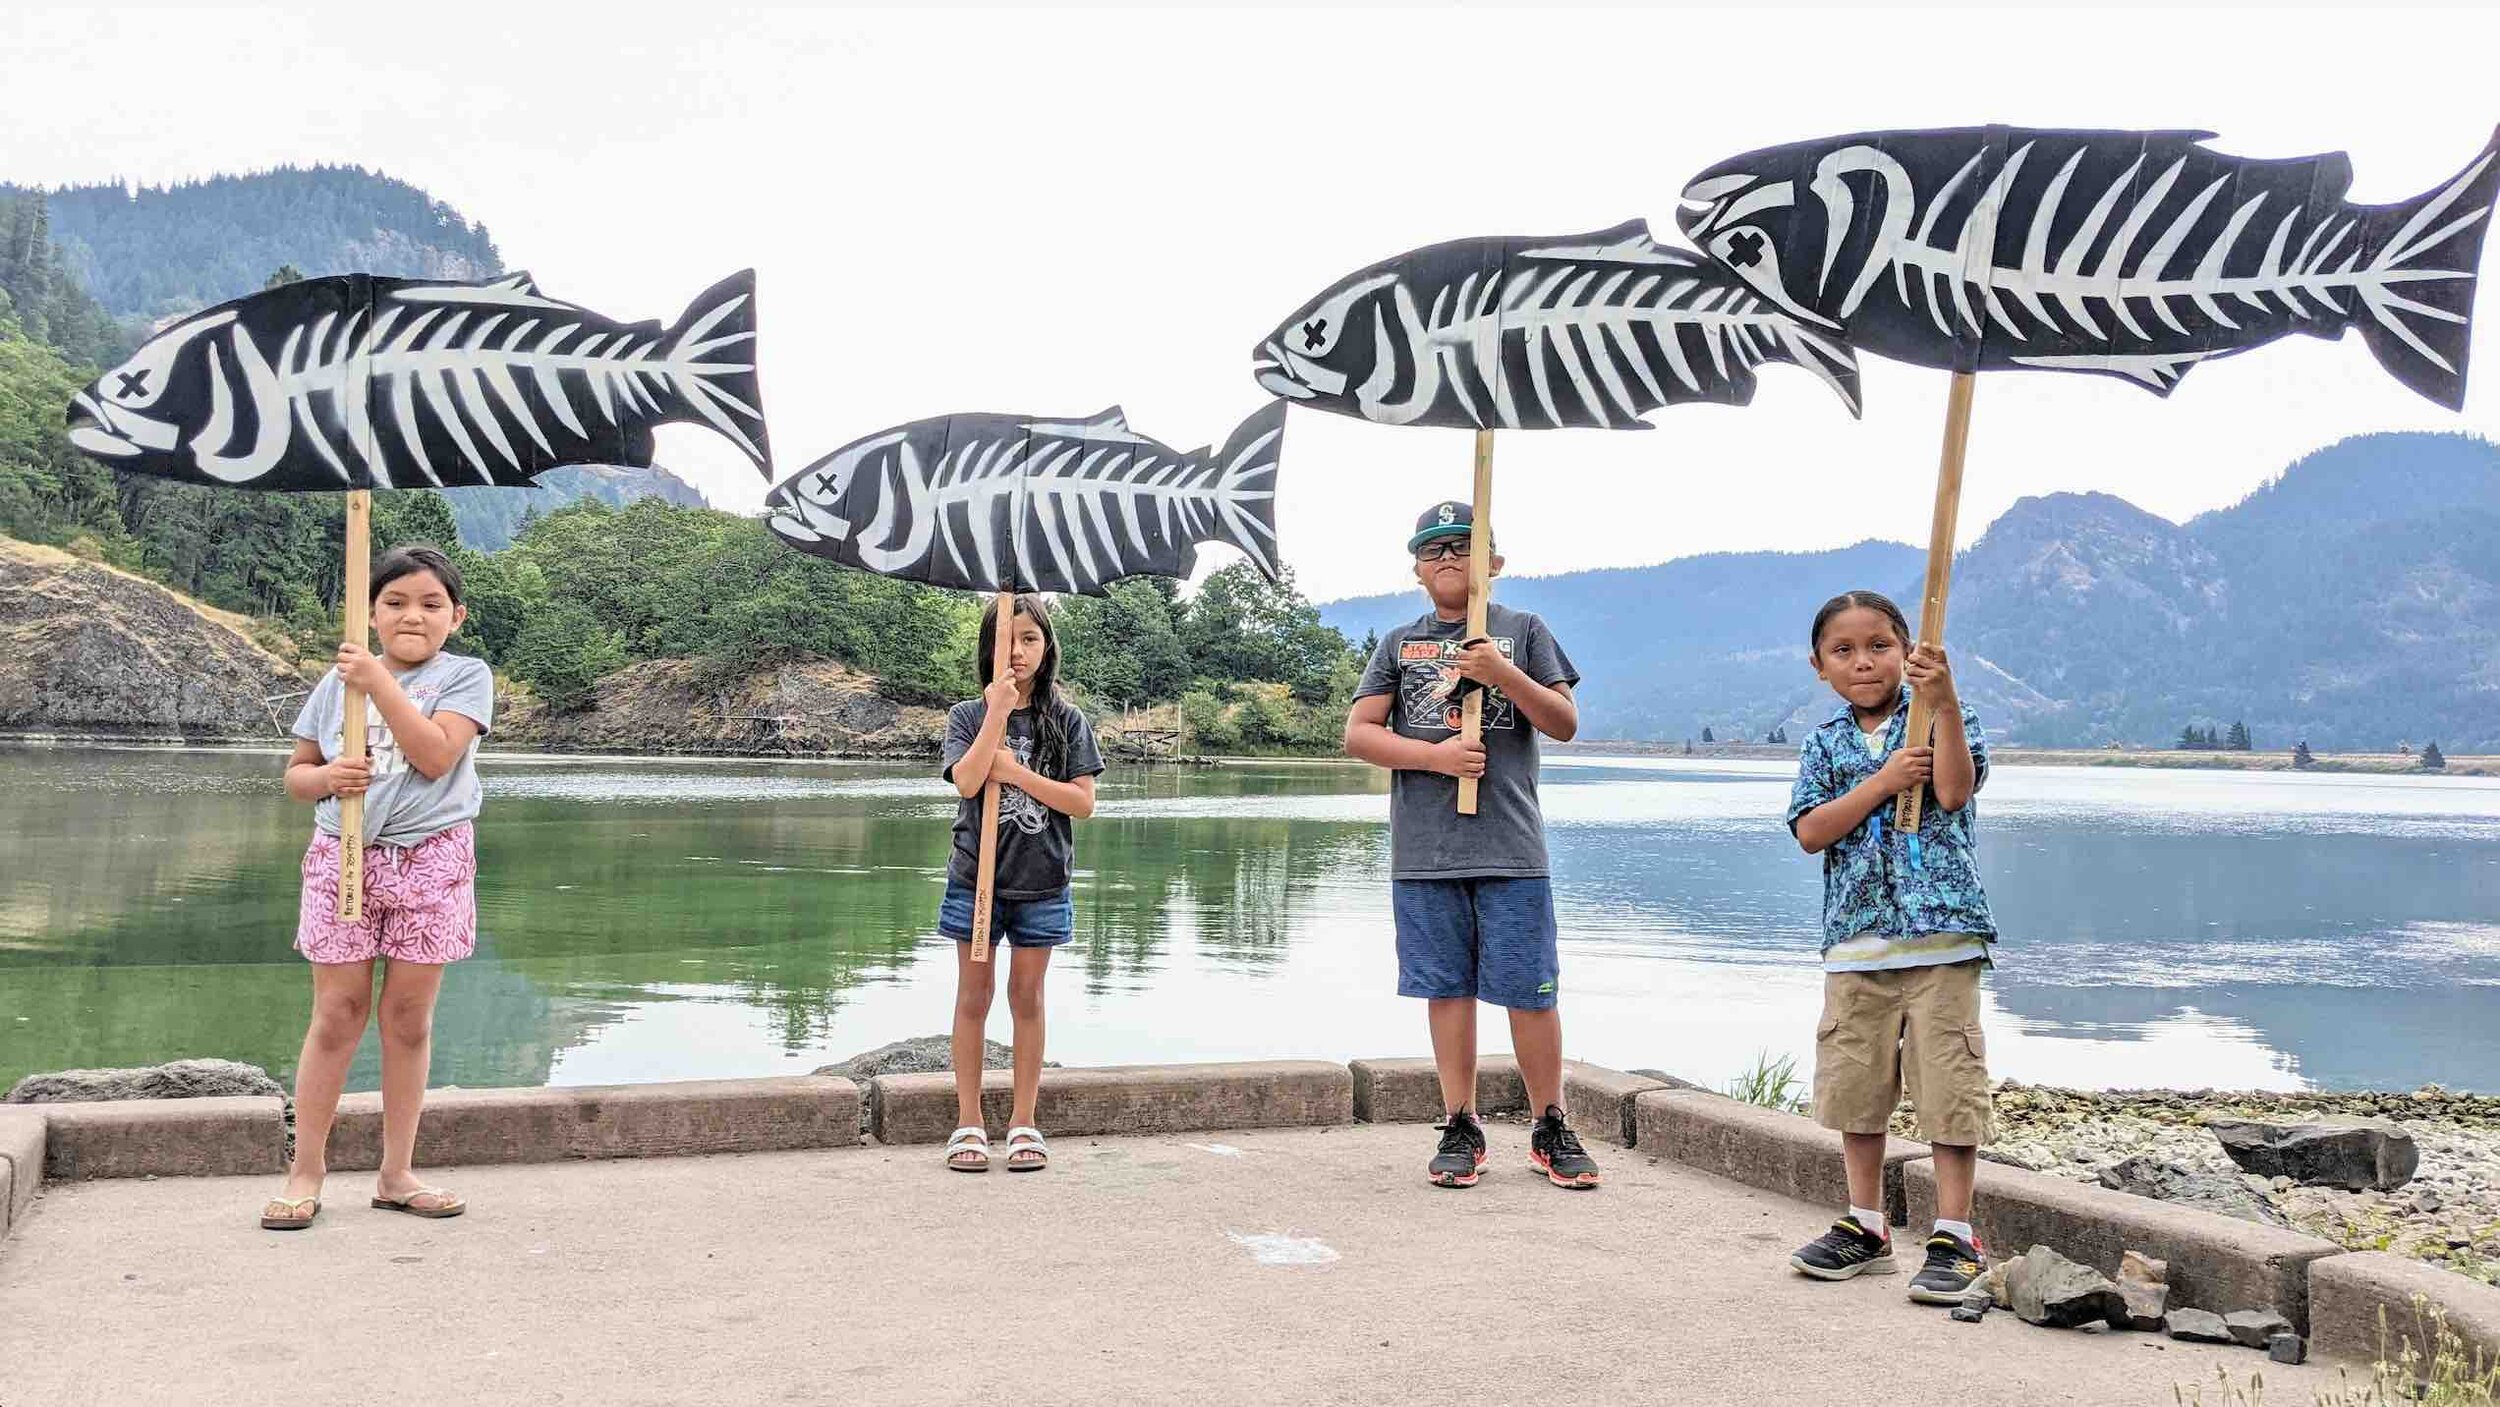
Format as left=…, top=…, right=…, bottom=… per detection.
left=1812, top=959, right=1993, bottom=1147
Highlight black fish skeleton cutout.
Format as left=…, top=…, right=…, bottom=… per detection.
left=1250, top=220, right=1862, bottom=428
left=1677, top=126, right=2500, bottom=407
left=66, top=270, right=770, bottom=488
left=765, top=402, right=1284, bottom=596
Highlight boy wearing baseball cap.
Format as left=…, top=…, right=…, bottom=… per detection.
left=1344, top=501, right=1599, bottom=1189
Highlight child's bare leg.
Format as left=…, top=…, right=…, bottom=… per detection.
left=1841, top=1131, right=1889, bottom=1220
left=1930, top=1142, right=1976, bottom=1224
left=1427, top=998, right=1477, bottom=1115
left=951, top=942, right=998, bottom=1130
left=374, top=960, right=446, bottom=1198
left=281, top=961, right=374, bottom=1200
left=1005, top=946, right=1051, bottom=1129
left=1506, top=1006, right=1565, bottom=1114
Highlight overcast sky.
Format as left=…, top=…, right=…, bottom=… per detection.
left=8, top=4, right=2497, bottom=603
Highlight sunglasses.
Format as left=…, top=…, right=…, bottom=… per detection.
left=1414, top=538, right=1474, bottom=562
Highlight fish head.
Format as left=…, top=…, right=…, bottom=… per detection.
left=763, top=446, right=862, bottom=550
left=64, top=310, right=238, bottom=469
left=1677, top=159, right=1841, bottom=330
left=1251, top=270, right=1402, bottom=413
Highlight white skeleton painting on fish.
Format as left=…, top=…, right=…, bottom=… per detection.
left=765, top=402, right=1284, bottom=596
left=1251, top=219, right=1862, bottom=428
left=1677, top=126, right=2500, bottom=408
left=66, top=270, right=770, bottom=488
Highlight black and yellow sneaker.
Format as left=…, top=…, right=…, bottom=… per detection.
left=1428, top=1112, right=1487, bottom=1188
left=1907, top=1230, right=1987, bottom=1304
left=1528, top=1106, right=1601, bottom=1189
left=1790, top=1216, right=1897, bottom=1280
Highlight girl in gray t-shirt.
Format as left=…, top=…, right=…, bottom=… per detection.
left=262, top=545, right=491, bottom=1233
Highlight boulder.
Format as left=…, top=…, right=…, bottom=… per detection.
left=2165, top=1309, right=2234, bottom=1344
left=2116, top=1249, right=2170, bottom=1330
left=2268, top=1333, right=2308, bottom=1365
left=2226, top=1309, right=2295, bottom=1349
left=2206, top=1117, right=2419, bottom=1192
left=815, top=1036, right=1054, bottom=1135
left=2003, top=1245, right=2129, bottom=1330
left=6, top=1058, right=284, bottom=1104
left=2097, top=1154, right=2289, bottom=1226
left=2118, top=1250, right=2168, bottom=1286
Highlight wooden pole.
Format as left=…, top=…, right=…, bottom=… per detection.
left=335, top=489, right=371, bottom=922
left=1894, top=373, right=1978, bottom=836
left=1457, top=428, right=1495, bottom=816
left=969, top=589, right=1015, bottom=964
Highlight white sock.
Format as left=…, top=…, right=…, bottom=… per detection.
left=1933, top=1218, right=1975, bottom=1244
left=1850, top=1205, right=1887, bottom=1239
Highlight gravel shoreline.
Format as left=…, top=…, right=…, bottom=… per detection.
left=1902, top=1084, right=2500, bottom=1288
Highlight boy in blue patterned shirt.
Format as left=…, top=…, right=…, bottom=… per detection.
left=1783, top=591, right=1996, bottom=1305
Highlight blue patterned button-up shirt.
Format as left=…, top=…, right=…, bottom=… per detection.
left=1785, top=688, right=1998, bottom=953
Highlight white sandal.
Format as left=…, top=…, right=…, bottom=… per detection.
left=1004, top=1125, right=1048, bottom=1172
left=945, top=1126, right=990, bottom=1172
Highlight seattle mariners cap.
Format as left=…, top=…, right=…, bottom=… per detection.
left=1407, top=500, right=1478, bottom=552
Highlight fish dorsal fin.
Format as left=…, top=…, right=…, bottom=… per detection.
left=393, top=270, right=569, bottom=310
left=1021, top=406, right=1156, bottom=445
left=1517, top=220, right=1688, bottom=266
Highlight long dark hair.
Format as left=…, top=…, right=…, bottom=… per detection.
left=1809, top=590, right=1911, bottom=662
left=976, top=593, right=1069, bottom=779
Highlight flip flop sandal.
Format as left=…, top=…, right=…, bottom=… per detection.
left=1003, top=1126, right=1048, bottom=1172
left=260, top=1195, right=321, bottom=1230
left=372, top=1187, right=465, bottom=1219
left=945, top=1126, right=991, bottom=1173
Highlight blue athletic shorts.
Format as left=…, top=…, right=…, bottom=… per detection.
left=1392, top=876, right=1560, bottom=1010
left=938, top=881, right=1073, bottom=948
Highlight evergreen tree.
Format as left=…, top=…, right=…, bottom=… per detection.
left=1701, top=725, right=1714, bottom=744
left=2421, top=740, right=2447, bottom=771
left=2292, top=740, right=2316, bottom=769
left=2226, top=720, right=2252, bottom=751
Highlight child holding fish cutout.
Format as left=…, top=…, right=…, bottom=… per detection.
left=261, top=545, right=491, bottom=1231
left=1345, top=502, right=1600, bottom=1190
left=1784, top=591, right=1997, bottom=1304
left=937, top=595, right=1102, bottom=1173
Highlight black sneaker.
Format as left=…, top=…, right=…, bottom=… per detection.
left=1907, top=1230, right=1987, bottom=1304
left=1529, top=1106, right=1601, bottom=1189
left=1428, top=1112, right=1487, bottom=1188
left=1790, top=1216, right=1898, bottom=1280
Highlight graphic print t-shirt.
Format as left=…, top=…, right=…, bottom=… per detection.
left=291, top=651, right=494, bottom=847
left=1354, top=603, right=1579, bottom=880
left=940, top=699, right=1105, bottom=901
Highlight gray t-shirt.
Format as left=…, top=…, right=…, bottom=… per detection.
left=940, top=697, right=1105, bottom=901
left=292, top=651, right=494, bottom=847
left=1354, top=603, right=1579, bottom=880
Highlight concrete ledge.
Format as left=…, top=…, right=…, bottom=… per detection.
left=1563, top=1063, right=1671, bottom=1148
left=0, top=1108, right=42, bottom=1233
left=324, top=1077, right=861, bottom=1170
left=1349, top=1057, right=1524, bottom=1125
left=1906, top=1158, right=2340, bottom=1331
left=2311, top=1251, right=2500, bottom=1369
left=1634, top=1089, right=1928, bottom=1225
left=41, top=1097, right=284, bottom=1180
left=874, top=1061, right=1353, bottom=1145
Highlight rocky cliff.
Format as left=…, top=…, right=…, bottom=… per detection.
left=494, top=656, right=948, bottom=756
left=0, top=538, right=305, bottom=740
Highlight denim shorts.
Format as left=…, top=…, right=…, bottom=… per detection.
left=938, top=881, right=1073, bottom=948
left=1392, top=876, right=1560, bottom=1010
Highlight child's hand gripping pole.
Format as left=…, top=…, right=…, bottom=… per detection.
left=335, top=489, right=371, bottom=922
left=1892, top=372, right=1977, bottom=869
left=1457, top=429, right=1494, bottom=816
left=969, top=588, right=1014, bottom=965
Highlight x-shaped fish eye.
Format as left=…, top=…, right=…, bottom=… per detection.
left=117, top=369, right=150, bottom=398
left=1301, top=318, right=1328, bottom=350
left=1723, top=230, right=1766, bottom=268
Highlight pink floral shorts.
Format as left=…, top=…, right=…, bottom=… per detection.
left=296, top=823, right=477, bottom=965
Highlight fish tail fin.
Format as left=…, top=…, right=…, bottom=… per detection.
left=2356, top=126, right=2500, bottom=411
left=663, top=269, right=773, bottom=474
left=1199, top=401, right=1287, bottom=581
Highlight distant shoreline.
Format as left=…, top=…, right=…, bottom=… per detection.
left=4, top=732, right=2493, bottom=776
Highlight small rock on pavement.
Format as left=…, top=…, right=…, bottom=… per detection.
left=2207, top=1117, right=2419, bottom=1192
left=2118, top=1278, right=2170, bottom=1331
left=2004, top=1245, right=2130, bottom=1330
left=1950, top=1303, right=1988, bottom=1324
left=2225, top=1309, right=2295, bottom=1349
left=2268, top=1333, right=2308, bottom=1365
left=2165, top=1309, right=2235, bottom=1344
left=5, top=1058, right=283, bottom=1103
left=2118, top=1249, right=2168, bottom=1287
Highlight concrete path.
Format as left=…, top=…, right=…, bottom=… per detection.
left=0, top=1123, right=2342, bottom=1406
